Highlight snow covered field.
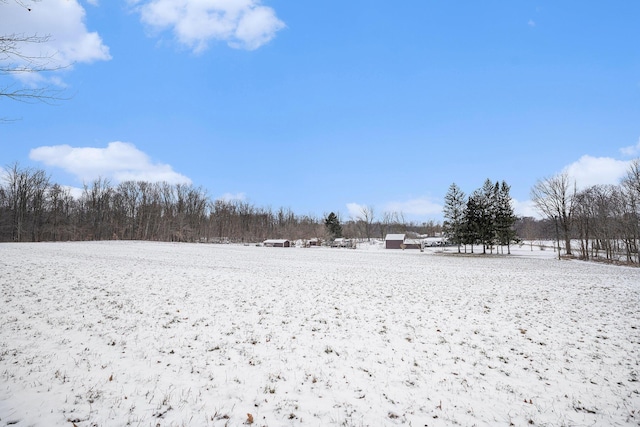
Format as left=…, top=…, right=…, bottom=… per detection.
left=1, top=241, right=638, bottom=426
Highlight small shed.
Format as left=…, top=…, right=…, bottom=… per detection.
left=263, top=239, right=291, bottom=247
left=385, top=233, right=406, bottom=249
left=308, top=238, right=321, bottom=247
left=403, top=238, right=422, bottom=250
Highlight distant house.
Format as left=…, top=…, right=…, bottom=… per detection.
left=263, top=239, right=291, bottom=247
left=385, top=234, right=406, bottom=249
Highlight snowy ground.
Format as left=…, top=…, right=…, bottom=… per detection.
left=0, top=241, right=638, bottom=426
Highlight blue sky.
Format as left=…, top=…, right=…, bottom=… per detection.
left=1, top=0, right=639, bottom=222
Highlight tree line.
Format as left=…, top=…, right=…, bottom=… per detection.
left=0, top=163, right=439, bottom=244
left=4, top=159, right=639, bottom=263
left=530, top=159, right=640, bottom=264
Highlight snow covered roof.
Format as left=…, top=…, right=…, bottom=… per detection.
left=263, top=239, right=289, bottom=244
left=404, top=238, right=422, bottom=245
left=385, top=234, right=405, bottom=241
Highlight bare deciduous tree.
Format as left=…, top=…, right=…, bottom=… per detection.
left=530, top=173, right=577, bottom=256
left=622, top=159, right=640, bottom=196
left=0, top=162, right=49, bottom=241
left=352, top=205, right=375, bottom=241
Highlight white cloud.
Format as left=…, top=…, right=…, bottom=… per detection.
left=620, top=137, right=640, bottom=157
left=518, top=152, right=633, bottom=219
left=383, top=197, right=443, bottom=217
left=29, top=142, right=191, bottom=185
left=346, top=202, right=365, bottom=220
left=0, top=0, right=111, bottom=83
left=63, top=185, right=85, bottom=200
left=512, top=198, right=540, bottom=219
left=561, top=155, right=630, bottom=190
left=347, top=199, right=442, bottom=223
left=528, top=19, right=536, bottom=27
left=217, top=192, right=246, bottom=202
left=132, top=0, right=285, bottom=53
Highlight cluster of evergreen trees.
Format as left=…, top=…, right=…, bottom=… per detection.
left=442, top=179, right=517, bottom=254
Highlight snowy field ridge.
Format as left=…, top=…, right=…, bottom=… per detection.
left=1, top=241, right=638, bottom=426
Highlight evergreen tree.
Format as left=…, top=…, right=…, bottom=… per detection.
left=495, top=181, right=517, bottom=253
left=476, top=179, right=498, bottom=253
left=442, top=183, right=466, bottom=253
left=324, top=212, right=342, bottom=239
left=463, top=193, right=482, bottom=253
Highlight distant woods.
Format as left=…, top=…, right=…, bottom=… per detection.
left=529, top=160, right=640, bottom=264
left=3, top=160, right=639, bottom=265
left=0, top=163, right=439, bottom=243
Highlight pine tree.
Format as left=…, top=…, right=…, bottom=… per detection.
left=324, top=212, right=342, bottom=239
left=442, top=183, right=466, bottom=253
left=463, top=193, right=482, bottom=253
left=476, top=179, right=498, bottom=254
left=495, top=181, right=517, bottom=254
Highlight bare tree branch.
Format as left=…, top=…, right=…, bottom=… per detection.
left=1, top=1, right=69, bottom=113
